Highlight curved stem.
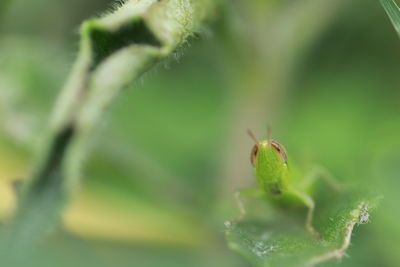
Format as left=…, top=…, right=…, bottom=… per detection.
left=3, top=0, right=215, bottom=256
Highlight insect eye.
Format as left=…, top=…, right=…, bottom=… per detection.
left=250, top=144, right=259, bottom=166
left=271, top=141, right=288, bottom=163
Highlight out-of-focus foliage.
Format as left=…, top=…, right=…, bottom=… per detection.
left=0, top=0, right=399, bottom=266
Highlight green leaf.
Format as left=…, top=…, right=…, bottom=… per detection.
left=225, top=193, right=379, bottom=267
left=380, top=0, right=400, bottom=37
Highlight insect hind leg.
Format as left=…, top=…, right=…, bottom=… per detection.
left=302, top=165, right=343, bottom=193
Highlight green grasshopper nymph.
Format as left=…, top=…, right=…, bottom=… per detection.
left=228, top=127, right=341, bottom=238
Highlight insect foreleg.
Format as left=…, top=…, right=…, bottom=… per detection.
left=228, top=187, right=264, bottom=225
left=291, top=189, right=320, bottom=238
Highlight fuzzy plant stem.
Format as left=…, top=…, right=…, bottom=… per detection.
left=3, top=0, right=215, bottom=256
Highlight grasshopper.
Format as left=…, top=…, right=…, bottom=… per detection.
left=229, top=127, right=341, bottom=237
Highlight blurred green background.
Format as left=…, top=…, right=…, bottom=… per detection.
left=0, top=0, right=399, bottom=266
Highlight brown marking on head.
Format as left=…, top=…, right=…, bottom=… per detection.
left=250, top=144, right=259, bottom=166
left=270, top=140, right=288, bottom=163
left=247, top=129, right=260, bottom=166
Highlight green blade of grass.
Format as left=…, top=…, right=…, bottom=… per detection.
left=380, top=0, right=400, bottom=37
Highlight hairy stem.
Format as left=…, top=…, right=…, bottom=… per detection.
left=3, top=0, right=215, bottom=256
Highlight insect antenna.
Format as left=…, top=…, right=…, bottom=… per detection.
left=247, top=129, right=259, bottom=145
